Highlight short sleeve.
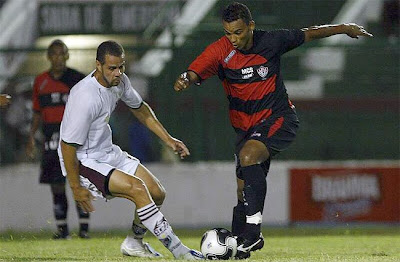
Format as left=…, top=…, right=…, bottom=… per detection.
left=60, top=90, right=96, bottom=145
left=188, top=40, right=222, bottom=81
left=120, top=74, right=143, bottom=109
left=269, top=29, right=305, bottom=55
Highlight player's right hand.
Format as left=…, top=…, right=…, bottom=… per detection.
left=72, top=187, right=95, bottom=213
left=173, top=72, right=190, bottom=92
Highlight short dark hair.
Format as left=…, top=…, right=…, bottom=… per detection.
left=96, top=40, right=125, bottom=64
left=47, top=39, right=68, bottom=55
left=222, top=2, right=253, bottom=25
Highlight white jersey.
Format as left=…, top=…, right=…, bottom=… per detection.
left=59, top=71, right=143, bottom=160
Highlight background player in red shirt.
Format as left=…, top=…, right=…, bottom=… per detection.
left=174, top=2, right=373, bottom=259
left=26, top=40, right=90, bottom=239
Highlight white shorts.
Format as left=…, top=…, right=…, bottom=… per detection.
left=60, top=144, right=140, bottom=199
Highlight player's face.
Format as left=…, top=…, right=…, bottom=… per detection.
left=96, top=54, right=125, bottom=87
left=48, top=45, right=69, bottom=73
left=223, top=19, right=255, bottom=51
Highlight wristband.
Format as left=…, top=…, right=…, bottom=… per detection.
left=180, top=71, right=189, bottom=82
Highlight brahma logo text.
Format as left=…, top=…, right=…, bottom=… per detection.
left=311, top=174, right=381, bottom=202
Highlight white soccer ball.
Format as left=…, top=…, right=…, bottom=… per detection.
left=200, top=228, right=237, bottom=260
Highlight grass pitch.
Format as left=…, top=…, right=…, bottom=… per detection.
left=1, top=226, right=399, bottom=261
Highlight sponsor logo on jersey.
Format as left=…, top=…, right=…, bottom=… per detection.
left=224, top=50, right=236, bottom=63
left=257, top=66, right=268, bottom=79
left=241, top=67, right=254, bottom=79
left=44, top=132, right=60, bottom=151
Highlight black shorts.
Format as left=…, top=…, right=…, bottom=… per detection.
left=235, top=111, right=299, bottom=179
left=39, top=151, right=65, bottom=184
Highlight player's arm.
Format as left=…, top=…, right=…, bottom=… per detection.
left=26, top=112, right=41, bottom=159
left=60, top=140, right=94, bottom=212
left=129, top=102, right=190, bottom=159
left=174, top=40, right=221, bottom=91
left=173, top=71, right=200, bottom=92
left=302, top=23, right=373, bottom=42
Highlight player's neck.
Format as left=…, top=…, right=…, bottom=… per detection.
left=242, top=33, right=254, bottom=51
left=93, top=70, right=110, bottom=88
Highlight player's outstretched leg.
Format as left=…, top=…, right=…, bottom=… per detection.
left=110, top=170, right=203, bottom=260
left=136, top=203, right=204, bottom=260
left=121, top=164, right=165, bottom=257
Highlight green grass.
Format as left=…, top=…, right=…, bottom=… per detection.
left=1, top=227, right=399, bottom=261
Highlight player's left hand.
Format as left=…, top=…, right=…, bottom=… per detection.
left=167, top=137, right=190, bottom=159
left=345, top=23, right=373, bottom=39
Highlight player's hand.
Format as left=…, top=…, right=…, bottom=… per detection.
left=345, top=23, right=373, bottom=39
left=26, top=137, right=37, bottom=159
left=0, top=94, right=11, bottom=107
left=71, top=187, right=95, bottom=213
left=167, top=137, right=190, bottom=159
left=173, top=72, right=190, bottom=92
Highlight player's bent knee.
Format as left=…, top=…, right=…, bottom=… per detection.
left=109, top=171, right=148, bottom=199
left=239, top=143, right=269, bottom=167
left=126, top=179, right=148, bottom=198
left=239, top=154, right=258, bottom=167
left=152, top=187, right=166, bottom=206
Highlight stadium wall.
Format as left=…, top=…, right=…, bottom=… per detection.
left=0, top=160, right=398, bottom=232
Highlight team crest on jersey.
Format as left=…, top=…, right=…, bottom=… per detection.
left=224, top=50, right=236, bottom=63
left=257, top=66, right=268, bottom=79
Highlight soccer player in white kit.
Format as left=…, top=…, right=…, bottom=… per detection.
left=58, top=40, right=203, bottom=260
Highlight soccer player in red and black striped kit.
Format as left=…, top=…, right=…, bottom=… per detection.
left=26, top=40, right=90, bottom=239
left=174, top=2, right=372, bottom=259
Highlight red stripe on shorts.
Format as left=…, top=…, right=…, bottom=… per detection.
left=268, top=117, right=284, bottom=138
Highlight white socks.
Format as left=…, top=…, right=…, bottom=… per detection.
left=137, top=203, right=190, bottom=258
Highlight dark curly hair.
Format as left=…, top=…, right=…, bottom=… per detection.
left=96, top=40, right=125, bottom=64
left=222, top=2, right=253, bottom=25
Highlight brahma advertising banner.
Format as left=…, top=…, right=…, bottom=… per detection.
left=290, top=166, right=400, bottom=223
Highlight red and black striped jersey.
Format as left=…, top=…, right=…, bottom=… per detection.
left=32, top=68, right=85, bottom=139
left=188, top=29, right=305, bottom=132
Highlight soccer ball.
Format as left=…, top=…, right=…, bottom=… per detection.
left=200, top=228, right=237, bottom=260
